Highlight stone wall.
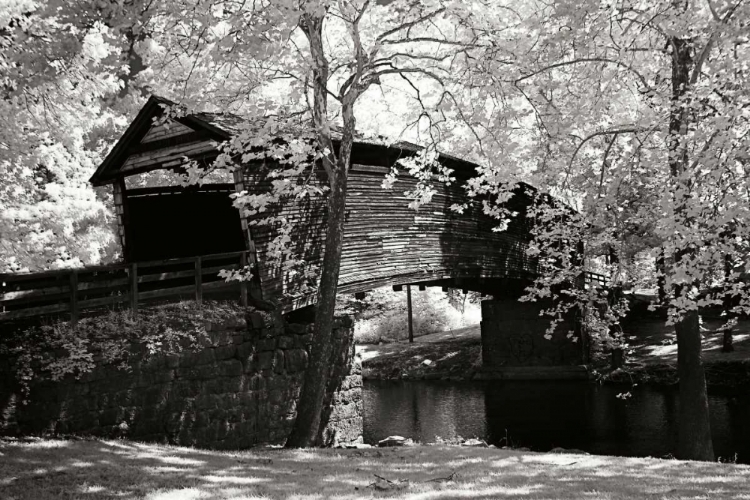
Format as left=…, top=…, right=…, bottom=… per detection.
left=480, top=299, right=588, bottom=379
left=0, top=310, right=362, bottom=448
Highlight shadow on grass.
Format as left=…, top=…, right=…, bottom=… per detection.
left=624, top=318, right=750, bottom=365
left=1, top=438, right=749, bottom=499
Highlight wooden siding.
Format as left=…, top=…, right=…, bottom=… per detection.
left=113, top=179, right=128, bottom=255
left=121, top=139, right=217, bottom=173
left=141, top=121, right=194, bottom=143
left=242, top=161, right=537, bottom=311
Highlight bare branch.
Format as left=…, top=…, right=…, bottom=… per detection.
left=515, top=57, right=652, bottom=90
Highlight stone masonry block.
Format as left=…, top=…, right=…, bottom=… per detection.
left=285, top=349, right=308, bottom=373
left=258, top=338, right=276, bottom=352
left=216, top=359, right=243, bottom=378
left=214, top=345, right=237, bottom=361
left=277, top=335, right=294, bottom=349
left=258, top=351, right=275, bottom=371
left=287, top=323, right=306, bottom=334
left=273, top=350, right=285, bottom=374
left=248, top=312, right=265, bottom=329
left=295, top=334, right=313, bottom=348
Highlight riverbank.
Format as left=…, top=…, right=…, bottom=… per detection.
left=2, top=438, right=749, bottom=499
left=359, top=319, right=750, bottom=392
left=358, top=325, right=483, bottom=381
left=598, top=317, right=750, bottom=391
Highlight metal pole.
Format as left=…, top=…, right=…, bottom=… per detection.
left=407, top=284, right=414, bottom=343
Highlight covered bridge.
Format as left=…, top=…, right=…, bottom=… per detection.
left=89, top=96, right=586, bottom=376
left=90, top=96, right=541, bottom=310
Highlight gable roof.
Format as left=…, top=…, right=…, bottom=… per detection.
left=90, top=96, right=229, bottom=186
left=90, top=94, right=505, bottom=188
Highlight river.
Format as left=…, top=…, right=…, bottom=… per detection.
left=363, top=380, right=750, bottom=463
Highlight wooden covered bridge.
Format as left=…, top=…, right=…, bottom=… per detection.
left=89, top=96, right=541, bottom=308
left=2, top=96, right=587, bottom=376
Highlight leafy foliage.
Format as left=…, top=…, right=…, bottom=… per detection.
left=0, top=301, right=242, bottom=398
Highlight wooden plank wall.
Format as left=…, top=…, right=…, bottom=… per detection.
left=113, top=179, right=128, bottom=254
left=121, top=140, right=217, bottom=173
left=141, top=121, right=194, bottom=143
left=242, top=160, right=537, bottom=311
left=243, top=162, right=328, bottom=303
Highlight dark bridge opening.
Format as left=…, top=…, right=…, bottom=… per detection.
left=125, top=184, right=246, bottom=262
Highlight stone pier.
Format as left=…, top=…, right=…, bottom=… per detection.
left=479, top=299, right=589, bottom=380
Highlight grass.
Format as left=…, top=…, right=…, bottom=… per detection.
left=601, top=317, right=750, bottom=389
left=359, top=315, right=750, bottom=388
left=1, top=438, right=749, bottom=499
left=622, top=317, right=750, bottom=365
left=358, top=326, right=482, bottom=380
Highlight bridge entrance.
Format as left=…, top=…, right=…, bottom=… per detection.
left=125, top=185, right=245, bottom=262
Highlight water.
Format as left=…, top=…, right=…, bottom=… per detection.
left=363, top=380, right=750, bottom=463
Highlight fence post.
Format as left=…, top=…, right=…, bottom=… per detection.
left=69, top=270, right=78, bottom=327
left=130, top=263, right=138, bottom=316
left=407, top=284, right=414, bottom=343
left=195, top=256, right=203, bottom=306
left=240, top=252, right=248, bottom=307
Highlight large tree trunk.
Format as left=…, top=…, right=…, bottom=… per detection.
left=285, top=159, right=349, bottom=447
left=669, top=36, right=714, bottom=461
left=675, top=309, right=714, bottom=460
left=285, top=11, right=357, bottom=447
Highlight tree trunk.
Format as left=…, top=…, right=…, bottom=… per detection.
left=669, top=35, right=714, bottom=461
left=656, top=249, right=667, bottom=305
left=285, top=161, right=349, bottom=447
left=675, top=309, right=714, bottom=460
left=286, top=11, right=358, bottom=447
left=722, top=255, right=735, bottom=353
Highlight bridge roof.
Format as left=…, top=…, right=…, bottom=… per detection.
left=90, top=95, right=497, bottom=187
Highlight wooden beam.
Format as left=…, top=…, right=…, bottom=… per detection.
left=126, top=183, right=234, bottom=198
left=128, top=131, right=213, bottom=155
left=130, top=263, right=138, bottom=316
left=392, top=284, right=403, bottom=292
left=195, top=256, right=203, bottom=306
left=354, top=291, right=366, bottom=300
left=418, top=284, right=426, bottom=291
left=407, top=284, right=414, bottom=344
left=69, top=270, right=78, bottom=327
left=234, top=168, right=264, bottom=302
left=239, top=252, right=248, bottom=307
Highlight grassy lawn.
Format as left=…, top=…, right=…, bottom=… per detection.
left=357, top=326, right=482, bottom=380
left=622, top=317, right=750, bottom=366
left=1, top=438, right=749, bottom=499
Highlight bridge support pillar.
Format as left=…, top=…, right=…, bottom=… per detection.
left=479, top=299, right=589, bottom=380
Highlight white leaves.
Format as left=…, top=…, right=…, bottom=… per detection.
left=392, top=148, right=455, bottom=210
left=81, top=23, right=115, bottom=66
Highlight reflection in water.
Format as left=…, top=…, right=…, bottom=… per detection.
left=363, top=380, right=750, bottom=463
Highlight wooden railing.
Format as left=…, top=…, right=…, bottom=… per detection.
left=0, top=251, right=249, bottom=325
